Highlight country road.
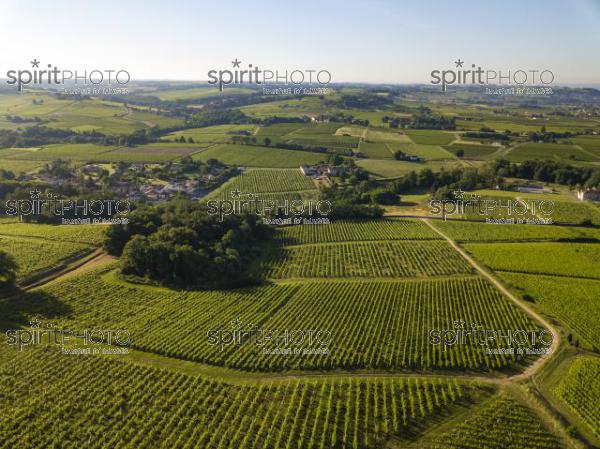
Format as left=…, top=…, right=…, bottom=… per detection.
left=421, top=218, right=561, bottom=382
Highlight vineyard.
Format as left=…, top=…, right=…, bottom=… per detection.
left=554, top=356, right=600, bottom=438
left=275, top=219, right=441, bottom=245
left=464, top=242, right=600, bottom=279
left=428, top=394, right=564, bottom=449
left=435, top=220, right=600, bottom=242
left=259, top=240, right=474, bottom=279
left=499, top=272, right=600, bottom=349
left=205, top=168, right=317, bottom=202
left=0, top=345, right=492, bottom=449
left=0, top=235, right=93, bottom=281
left=18, top=271, right=543, bottom=372
left=0, top=222, right=107, bottom=245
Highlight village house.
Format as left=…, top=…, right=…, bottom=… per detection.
left=577, top=187, right=600, bottom=202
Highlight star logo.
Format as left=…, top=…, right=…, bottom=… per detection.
left=452, top=188, right=465, bottom=199
left=31, top=59, right=40, bottom=68
left=30, top=188, right=42, bottom=199
left=232, top=59, right=241, bottom=68
left=454, top=59, right=464, bottom=68
left=230, top=319, right=242, bottom=329
left=231, top=189, right=241, bottom=198
left=29, top=320, right=41, bottom=328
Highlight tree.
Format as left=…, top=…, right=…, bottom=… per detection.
left=455, top=149, right=465, bottom=158
left=0, top=251, right=18, bottom=287
left=263, top=137, right=272, bottom=146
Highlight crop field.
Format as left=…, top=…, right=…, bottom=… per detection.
left=259, top=240, right=474, bottom=279
left=0, top=235, right=92, bottom=281
left=505, top=142, right=598, bottom=163
left=435, top=220, right=600, bottom=242
left=357, top=141, right=393, bottom=158
left=388, top=143, right=455, bottom=161
left=573, top=135, right=600, bottom=157
left=275, top=219, right=440, bottom=245
left=209, top=169, right=316, bottom=199
left=164, top=124, right=259, bottom=143
left=499, top=273, right=600, bottom=349
left=227, top=277, right=539, bottom=371
left=102, top=144, right=202, bottom=161
left=464, top=242, right=600, bottom=279
left=0, top=344, right=494, bottom=449
left=554, top=357, right=600, bottom=438
left=550, top=201, right=600, bottom=225
left=404, top=130, right=456, bottom=145
left=0, top=222, right=106, bottom=245
left=16, top=271, right=542, bottom=372
left=0, top=158, right=45, bottom=174
left=192, top=144, right=326, bottom=168
left=444, top=143, right=499, bottom=159
left=0, top=143, right=120, bottom=161
left=150, top=86, right=255, bottom=101
left=428, top=394, right=563, bottom=449
left=0, top=94, right=182, bottom=134
left=356, top=159, right=453, bottom=179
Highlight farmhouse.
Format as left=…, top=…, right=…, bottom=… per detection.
left=300, top=164, right=344, bottom=178
left=512, top=185, right=552, bottom=194
left=577, top=187, right=600, bottom=202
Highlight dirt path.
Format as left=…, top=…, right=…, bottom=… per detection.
left=421, top=218, right=560, bottom=382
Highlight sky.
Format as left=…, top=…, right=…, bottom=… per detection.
left=1, top=0, right=599, bottom=86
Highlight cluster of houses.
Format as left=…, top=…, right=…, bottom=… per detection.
left=577, top=187, right=600, bottom=202
left=138, top=179, right=202, bottom=202
left=300, top=164, right=345, bottom=179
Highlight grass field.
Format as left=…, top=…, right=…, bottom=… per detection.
left=192, top=144, right=326, bottom=168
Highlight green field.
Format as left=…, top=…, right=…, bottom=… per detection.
left=435, top=220, right=600, bottom=242
left=499, top=273, right=600, bottom=349
left=275, top=219, right=440, bottom=245
left=428, top=394, right=563, bottom=449
left=260, top=240, right=473, bottom=279
left=192, top=144, right=326, bottom=168
left=0, top=344, right=494, bottom=449
left=404, top=130, right=456, bottom=145
left=444, top=143, right=500, bottom=159
left=464, top=242, right=600, bottom=279
left=0, top=235, right=92, bottom=281
left=505, top=142, right=598, bottom=162
left=14, top=270, right=541, bottom=372
left=205, top=168, right=317, bottom=203
left=554, top=356, right=600, bottom=437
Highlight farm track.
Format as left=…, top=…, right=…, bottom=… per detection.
left=19, top=229, right=559, bottom=386
left=421, top=218, right=561, bottom=382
